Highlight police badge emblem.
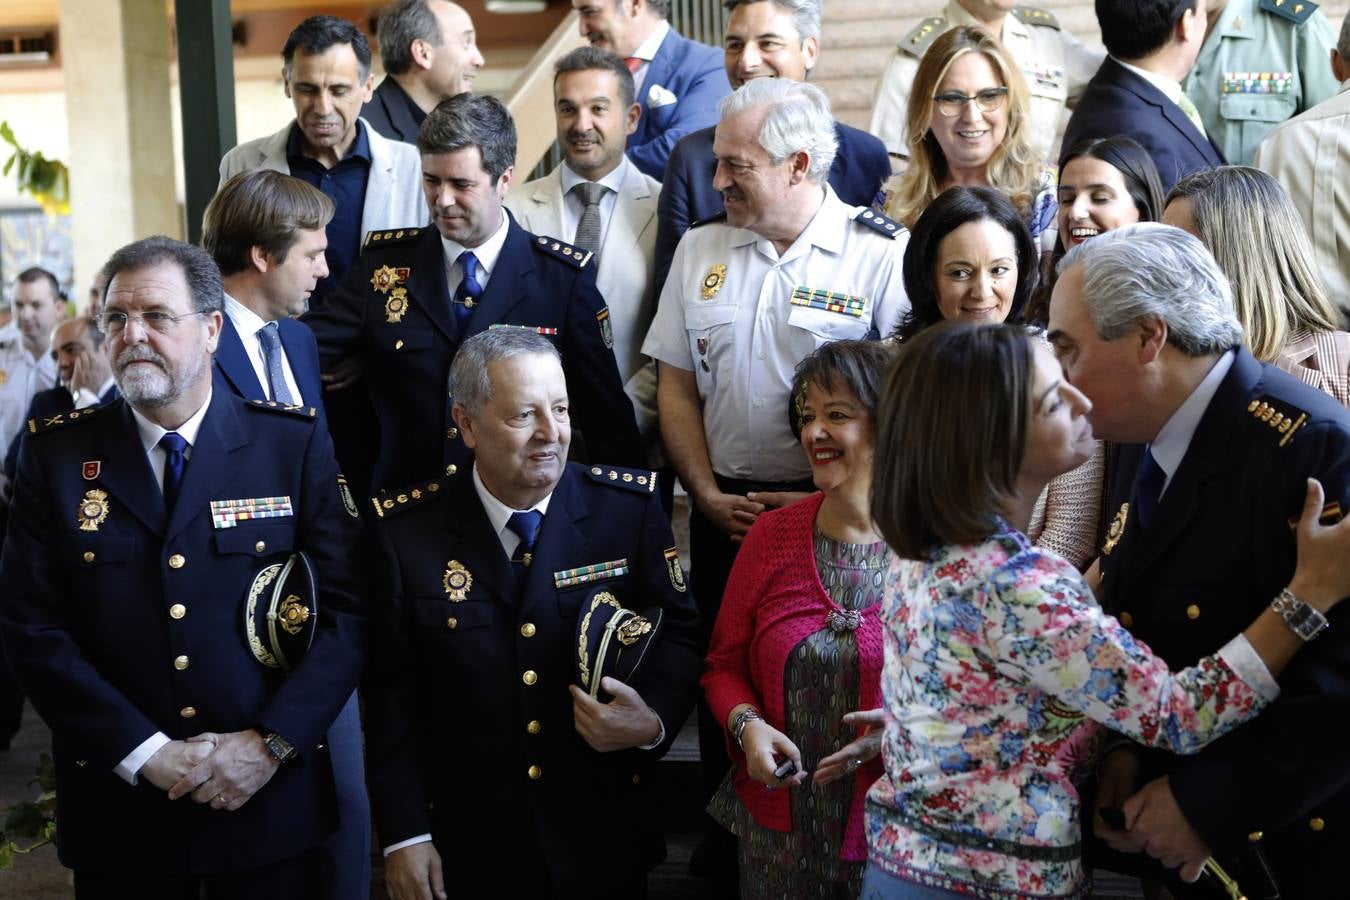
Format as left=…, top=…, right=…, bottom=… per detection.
left=370, top=265, right=407, bottom=294
left=337, top=475, right=359, bottom=518
left=701, top=264, right=727, bottom=300
left=385, top=287, right=410, bottom=324
left=1102, top=502, right=1129, bottom=555
left=443, top=560, right=473, bottom=601
left=664, top=547, right=686, bottom=592
left=597, top=307, right=613, bottom=349
left=77, top=489, right=110, bottom=532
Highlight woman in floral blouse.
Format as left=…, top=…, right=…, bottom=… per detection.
left=862, top=322, right=1350, bottom=900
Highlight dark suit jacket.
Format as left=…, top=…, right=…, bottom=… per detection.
left=301, top=214, right=643, bottom=493
left=214, top=315, right=325, bottom=414
left=366, top=463, right=702, bottom=897
left=654, top=120, right=892, bottom=294
left=1061, top=57, right=1225, bottom=192
left=359, top=76, right=424, bottom=145
left=627, top=27, right=731, bottom=180
left=5, top=384, right=119, bottom=482
left=1097, top=349, right=1350, bottom=897
left=0, top=391, right=366, bottom=875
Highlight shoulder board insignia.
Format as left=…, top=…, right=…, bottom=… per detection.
left=689, top=210, right=728, bottom=229
left=587, top=465, right=658, bottom=494
left=854, top=207, right=906, bottom=238
left=246, top=399, right=318, bottom=418
left=1259, top=0, right=1317, bottom=26
left=363, top=227, right=424, bottom=248
left=532, top=235, right=593, bottom=269
left=899, top=17, right=948, bottom=57
left=1245, top=395, right=1309, bottom=448
left=27, top=404, right=103, bottom=436
left=1013, top=6, right=1061, bottom=30
left=370, top=478, right=444, bottom=519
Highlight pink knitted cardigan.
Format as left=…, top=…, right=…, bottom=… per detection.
left=700, top=491, right=885, bottom=861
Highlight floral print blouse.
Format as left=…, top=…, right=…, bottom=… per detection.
left=865, top=521, right=1279, bottom=899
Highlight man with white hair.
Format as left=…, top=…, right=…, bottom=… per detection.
left=642, top=77, right=908, bottom=885
left=1047, top=223, right=1350, bottom=897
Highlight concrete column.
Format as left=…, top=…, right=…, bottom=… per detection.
left=58, top=0, right=180, bottom=293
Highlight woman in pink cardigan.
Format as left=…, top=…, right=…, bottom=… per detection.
left=702, top=339, right=896, bottom=899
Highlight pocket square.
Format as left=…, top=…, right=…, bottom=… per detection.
left=647, top=84, right=678, bottom=108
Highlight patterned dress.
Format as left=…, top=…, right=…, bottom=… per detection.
left=709, top=528, right=892, bottom=900
left=865, top=520, right=1279, bottom=899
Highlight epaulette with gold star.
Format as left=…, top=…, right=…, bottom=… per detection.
left=1013, top=6, right=1060, bottom=30
left=246, top=399, right=318, bottom=418
left=853, top=207, right=906, bottom=239
left=587, top=465, right=658, bottom=494
left=1259, top=0, right=1317, bottom=26
left=27, top=405, right=102, bottom=436
left=899, top=17, right=946, bottom=58
left=1245, top=395, right=1310, bottom=448
left=370, top=478, right=445, bottom=519
left=532, top=235, right=593, bottom=269
left=363, top=226, right=425, bottom=249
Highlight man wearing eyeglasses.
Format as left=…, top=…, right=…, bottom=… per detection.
left=0, top=236, right=365, bottom=898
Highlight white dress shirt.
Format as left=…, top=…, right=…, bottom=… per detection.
left=628, top=20, right=671, bottom=98
left=558, top=161, right=629, bottom=252
left=0, top=322, right=58, bottom=449
left=72, top=376, right=117, bottom=410
left=441, top=211, right=511, bottom=297
left=224, top=294, right=304, bottom=405
left=1148, top=349, right=1236, bottom=495
left=114, top=391, right=214, bottom=784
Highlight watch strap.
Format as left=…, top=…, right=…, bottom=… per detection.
left=1271, top=587, right=1329, bottom=641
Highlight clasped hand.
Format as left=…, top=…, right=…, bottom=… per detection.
left=145, top=730, right=281, bottom=812
left=1093, top=756, right=1210, bottom=884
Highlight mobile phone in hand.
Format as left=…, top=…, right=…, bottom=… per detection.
left=773, top=759, right=799, bottom=780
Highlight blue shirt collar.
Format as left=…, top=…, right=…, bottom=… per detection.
left=285, top=118, right=372, bottom=164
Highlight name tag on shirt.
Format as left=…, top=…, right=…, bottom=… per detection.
left=210, top=496, right=294, bottom=529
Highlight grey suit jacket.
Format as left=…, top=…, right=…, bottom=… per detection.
left=505, top=159, right=661, bottom=446
left=218, top=118, right=427, bottom=236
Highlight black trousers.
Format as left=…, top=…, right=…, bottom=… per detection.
left=74, top=850, right=318, bottom=900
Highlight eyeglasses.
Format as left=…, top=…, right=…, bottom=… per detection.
left=933, top=86, right=1009, bottom=118
left=97, top=310, right=209, bottom=336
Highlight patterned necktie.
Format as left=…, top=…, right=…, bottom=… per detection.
left=454, top=251, right=483, bottom=330
left=572, top=181, right=607, bottom=255
left=1132, top=447, right=1166, bottom=529
left=506, top=509, right=544, bottom=572
left=1176, top=93, right=1208, bottom=138
left=159, top=432, right=189, bottom=514
left=624, top=56, right=642, bottom=74
left=257, top=321, right=296, bottom=405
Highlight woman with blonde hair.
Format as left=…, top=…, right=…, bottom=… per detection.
left=883, top=26, right=1055, bottom=247
left=1164, top=166, right=1350, bottom=407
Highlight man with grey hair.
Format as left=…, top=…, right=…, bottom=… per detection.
left=1047, top=222, right=1350, bottom=897
left=366, top=328, right=701, bottom=899
left=361, top=0, right=485, bottom=143
left=642, top=75, right=908, bottom=887
left=1255, top=9, right=1350, bottom=316
left=653, top=0, right=891, bottom=295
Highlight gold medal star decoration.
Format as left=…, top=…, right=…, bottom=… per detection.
left=700, top=264, right=727, bottom=300
left=1102, top=502, right=1129, bottom=555
left=443, top=559, right=473, bottom=602
left=77, top=488, right=110, bottom=532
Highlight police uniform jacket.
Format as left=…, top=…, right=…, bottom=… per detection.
left=0, top=391, right=367, bottom=875
left=1182, top=0, right=1339, bottom=165
left=1097, top=348, right=1350, bottom=897
left=215, top=315, right=324, bottom=413
left=366, top=463, right=702, bottom=897
left=301, top=213, right=644, bottom=492
left=869, top=4, right=1103, bottom=163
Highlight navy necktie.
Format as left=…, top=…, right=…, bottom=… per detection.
left=257, top=321, right=296, bottom=405
left=159, top=432, right=189, bottom=513
left=506, top=509, right=544, bottom=570
left=1132, top=447, right=1165, bottom=529
left=454, top=251, right=483, bottom=330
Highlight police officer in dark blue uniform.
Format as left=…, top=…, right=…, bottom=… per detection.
left=303, top=92, right=643, bottom=494
left=0, top=237, right=366, bottom=898
left=1047, top=223, right=1350, bottom=899
left=366, top=329, right=701, bottom=900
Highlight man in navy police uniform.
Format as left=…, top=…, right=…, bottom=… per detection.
left=0, top=237, right=366, bottom=898
left=1047, top=224, right=1350, bottom=898
left=304, top=92, right=643, bottom=493
left=367, top=329, right=702, bottom=900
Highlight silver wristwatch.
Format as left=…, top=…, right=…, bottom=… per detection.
left=1271, top=588, right=1330, bottom=642
left=261, top=730, right=297, bottom=764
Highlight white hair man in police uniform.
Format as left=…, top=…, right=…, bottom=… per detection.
left=870, top=2, right=1103, bottom=167
left=641, top=76, right=909, bottom=886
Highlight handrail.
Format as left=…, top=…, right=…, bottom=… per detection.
left=504, top=10, right=586, bottom=179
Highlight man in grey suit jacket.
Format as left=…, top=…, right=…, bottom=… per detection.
left=218, top=15, right=425, bottom=302
left=505, top=47, right=662, bottom=461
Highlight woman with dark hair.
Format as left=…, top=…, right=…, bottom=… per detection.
left=703, top=339, right=897, bottom=899
left=861, top=321, right=1350, bottom=899
left=892, top=186, right=1101, bottom=569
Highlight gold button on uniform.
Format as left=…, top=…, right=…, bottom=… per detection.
left=173, top=655, right=189, bottom=671
left=446, top=427, right=458, bottom=439
left=527, top=765, right=542, bottom=780
left=1310, top=817, right=1325, bottom=832
left=522, top=670, right=538, bottom=685
left=527, top=720, right=541, bottom=735
left=179, top=706, right=196, bottom=718
left=168, top=554, right=185, bottom=569
left=169, top=604, right=186, bottom=619
left=631, top=774, right=641, bottom=785
left=1186, top=604, right=1201, bottom=620
left=1119, top=612, right=1134, bottom=628
left=446, top=617, right=458, bottom=630
left=255, top=541, right=266, bottom=553
left=83, top=551, right=95, bottom=563
left=520, top=623, right=536, bottom=638
left=1248, top=831, right=1264, bottom=842
left=445, top=464, right=458, bottom=476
